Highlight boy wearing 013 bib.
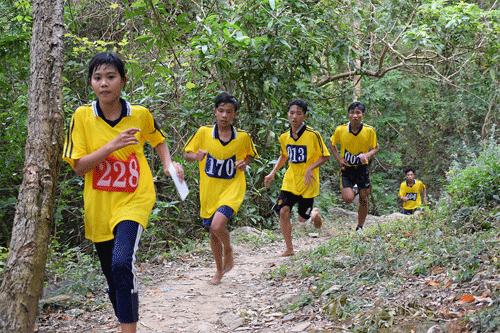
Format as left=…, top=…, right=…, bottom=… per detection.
left=264, top=100, right=330, bottom=257
left=329, top=101, right=379, bottom=232
left=184, top=93, right=259, bottom=285
left=398, top=167, right=427, bottom=215
left=63, top=52, right=184, bottom=333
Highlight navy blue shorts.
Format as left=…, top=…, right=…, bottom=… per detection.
left=202, top=206, right=234, bottom=227
left=272, top=190, right=314, bottom=219
left=402, top=208, right=421, bottom=215
left=340, top=164, right=371, bottom=190
left=95, top=220, right=143, bottom=324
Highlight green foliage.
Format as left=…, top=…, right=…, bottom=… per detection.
left=280, top=207, right=499, bottom=329
left=45, top=243, right=105, bottom=296
left=446, top=131, right=500, bottom=208
left=0, top=246, right=8, bottom=275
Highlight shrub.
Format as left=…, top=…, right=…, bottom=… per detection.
left=446, top=130, right=500, bottom=208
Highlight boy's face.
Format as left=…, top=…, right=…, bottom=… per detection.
left=214, top=102, right=238, bottom=128
left=406, top=171, right=415, bottom=182
left=348, top=107, right=364, bottom=125
left=287, top=105, right=307, bottom=130
left=90, top=64, right=126, bottom=104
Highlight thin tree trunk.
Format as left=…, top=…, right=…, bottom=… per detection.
left=0, top=0, right=65, bottom=331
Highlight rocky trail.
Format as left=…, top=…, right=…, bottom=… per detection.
left=35, top=209, right=497, bottom=333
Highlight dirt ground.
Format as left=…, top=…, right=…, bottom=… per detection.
left=35, top=210, right=495, bottom=333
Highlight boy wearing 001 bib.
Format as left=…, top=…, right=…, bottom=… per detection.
left=264, top=100, right=330, bottom=257
left=63, top=52, right=184, bottom=333
left=184, top=93, right=259, bottom=285
left=329, top=101, right=379, bottom=232
left=398, top=167, right=427, bottom=215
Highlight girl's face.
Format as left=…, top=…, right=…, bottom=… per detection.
left=90, top=64, right=126, bottom=104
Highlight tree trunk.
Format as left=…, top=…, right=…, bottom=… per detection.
left=0, top=0, right=65, bottom=331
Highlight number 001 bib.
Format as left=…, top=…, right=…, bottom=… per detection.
left=93, top=153, right=140, bottom=192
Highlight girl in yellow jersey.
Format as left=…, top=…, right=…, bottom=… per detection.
left=63, top=52, right=184, bottom=333
left=184, top=93, right=258, bottom=285
left=329, top=102, right=379, bottom=232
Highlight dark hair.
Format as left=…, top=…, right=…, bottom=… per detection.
left=404, top=167, right=415, bottom=174
left=287, top=99, right=308, bottom=114
left=88, top=52, right=126, bottom=81
left=348, top=101, right=365, bottom=114
left=214, top=92, right=239, bottom=111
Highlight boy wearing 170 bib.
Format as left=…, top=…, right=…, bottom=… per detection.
left=184, top=93, right=258, bottom=285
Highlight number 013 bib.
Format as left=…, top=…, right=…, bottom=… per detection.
left=93, top=153, right=140, bottom=192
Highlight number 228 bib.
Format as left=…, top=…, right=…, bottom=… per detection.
left=93, top=153, right=140, bottom=192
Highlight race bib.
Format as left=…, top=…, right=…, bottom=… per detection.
left=406, top=193, right=417, bottom=201
left=205, top=153, right=236, bottom=179
left=93, top=154, right=140, bottom=192
left=286, top=144, right=307, bottom=164
left=344, top=150, right=362, bottom=166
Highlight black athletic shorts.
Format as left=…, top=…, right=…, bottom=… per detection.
left=272, top=190, right=314, bottom=219
left=340, top=164, right=371, bottom=189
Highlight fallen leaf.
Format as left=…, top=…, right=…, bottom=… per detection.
left=425, top=279, right=440, bottom=287
left=444, top=293, right=456, bottom=303
left=455, top=294, right=475, bottom=305
left=431, top=266, right=445, bottom=274
left=443, top=279, right=452, bottom=289
left=146, top=289, right=162, bottom=294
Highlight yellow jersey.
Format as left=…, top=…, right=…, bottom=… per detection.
left=63, top=99, right=165, bottom=242
left=399, top=179, right=426, bottom=210
left=184, top=124, right=259, bottom=218
left=330, top=122, right=378, bottom=166
left=280, top=124, right=330, bottom=198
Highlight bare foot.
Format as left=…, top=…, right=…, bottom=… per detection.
left=277, top=249, right=295, bottom=257
left=207, top=271, right=224, bottom=285
left=312, top=208, right=323, bottom=229
left=223, top=247, right=234, bottom=274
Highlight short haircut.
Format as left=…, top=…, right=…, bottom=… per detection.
left=404, top=167, right=415, bottom=174
left=287, top=99, right=308, bottom=114
left=348, top=101, right=365, bottom=114
left=214, top=92, right=239, bottom=111
left=88, top=52, right=126, bottom=81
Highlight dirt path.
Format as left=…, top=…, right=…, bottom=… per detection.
left=37, top=222, right=341, bottom=333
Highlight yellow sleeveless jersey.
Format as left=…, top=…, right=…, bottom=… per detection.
left=63, top=100, right=165, bottom=242
left=280, top=124, right=330, bottom=198
left=184, top=124, right=259, bottom=218
left=399, top=179, right=426, bottom=210
left=330, top=122, right=378, bottom=166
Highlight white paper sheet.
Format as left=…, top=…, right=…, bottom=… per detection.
left=169, top=164, right=189, bottom=201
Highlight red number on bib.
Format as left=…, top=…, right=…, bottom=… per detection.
left=93, top=154, right=140, bottom=192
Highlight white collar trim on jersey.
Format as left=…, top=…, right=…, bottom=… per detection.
left=91, top=99, right=132, bottom=118
left=212, top=123, right=237, bottom=139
